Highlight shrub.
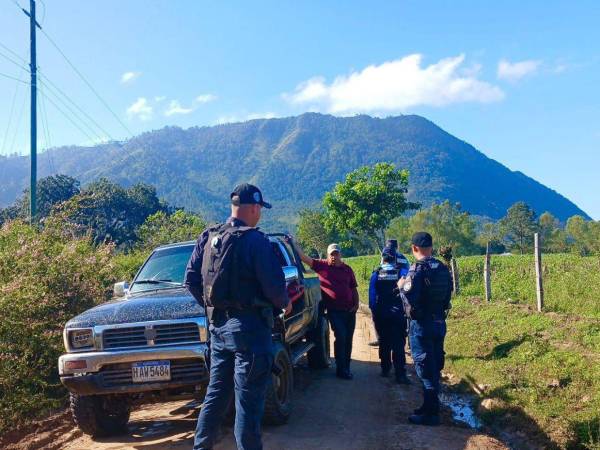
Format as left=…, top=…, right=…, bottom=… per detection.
left=0, top=220, right=116, bottom=433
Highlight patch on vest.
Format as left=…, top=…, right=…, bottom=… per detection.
left=403, top=280, right=412, bottom=292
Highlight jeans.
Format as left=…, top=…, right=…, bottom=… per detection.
left=194, top=312, right=273, bottom=450
left=408, top=319, right=446, bottom=392
left=373, top=314, right=406, bottom=374
left=327, top=309, right=356, bottom=374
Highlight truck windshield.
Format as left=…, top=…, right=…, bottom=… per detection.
left=130, top=244, right=195, bottom=294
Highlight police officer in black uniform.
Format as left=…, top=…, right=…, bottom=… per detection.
left=398, top=232, right=452, bottom=426
left=368, top=246, right=410, bottom=384
left=184, top=183, right=291, bottom=450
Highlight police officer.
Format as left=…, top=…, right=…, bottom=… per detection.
left=184, top=183, right=291, bottom=450
left=368, top=245, right=410, bottom=384
left=398, top=232, right=452, bottom=426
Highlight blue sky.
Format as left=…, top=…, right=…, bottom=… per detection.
left=1, top=0, right=599, bottom=218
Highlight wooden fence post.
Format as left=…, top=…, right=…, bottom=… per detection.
left=534, top=233, right=544, bottom=312
left=484, top=242, right=491, bottom=302
left=451, top=257, right=460, bottom=295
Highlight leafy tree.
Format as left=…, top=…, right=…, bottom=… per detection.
left=538, top=211, right=569, bottom=253
left=322, top=163, right=418, bottom=250
left=500, top=202, right=538, bottom=254
left=52, top=178, right=165, bottom=248
left=136, top=210, right=207, bottom=251
left=296, top=208, right=338, bottom=258
left=476, top=221, right=506, bottom=254
left=566, top=215, right=600, bottom=256
left=408, top=201, right=480, bottom=256
left=0, top=174, right=80, bottom=224
left=385, top=216, right=413, bottom=252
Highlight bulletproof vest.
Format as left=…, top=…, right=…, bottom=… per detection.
left=417, top=258, right=452, bottom=317
left=375, top=265, right=404, bottom=317
left=201, top=223, right=254, bottom=310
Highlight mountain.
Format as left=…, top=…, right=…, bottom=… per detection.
left=0, top=113, right=589, bottom=229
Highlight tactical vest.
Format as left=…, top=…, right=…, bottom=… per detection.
left=417, top=258, right=452, bottom=318
left=201, top=223, right=254, bottom=310
left=374, top=265, right=404, bottom=318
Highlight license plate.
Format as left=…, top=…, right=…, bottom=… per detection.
left=131, top=360, right=171, bottom=383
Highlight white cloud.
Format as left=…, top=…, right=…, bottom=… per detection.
left=196, top=94, right=217, bottom=104
left=164, top=100, right=195, bottom=116
left=154, top=95, right=166, bottom=102
left=120, top=71, right=141, bottom=84
left=126, top=97, right=153, bottom=121
left=283, top=54, right=504, bottom=114
left=497, top=59, right=541, bottom=82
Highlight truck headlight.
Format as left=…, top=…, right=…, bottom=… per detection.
left=69, top=329, right=94, bottom=349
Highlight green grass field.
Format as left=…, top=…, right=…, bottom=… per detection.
left=346, top=254, right=600, bottom=449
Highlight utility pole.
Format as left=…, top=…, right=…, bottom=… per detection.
left=22, top=0, right=41, bottom=222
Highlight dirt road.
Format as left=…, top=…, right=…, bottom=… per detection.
left=10, top=311, right=507, bottom=450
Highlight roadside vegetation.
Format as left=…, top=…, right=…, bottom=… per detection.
left=0, top=167, right=598, bottom=446
left=346, top=253, right=600, bottom=449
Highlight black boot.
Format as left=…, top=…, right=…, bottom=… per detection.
left=395, top=371, right=410, bottom=385
left=408, top=390, right=440, bottom=426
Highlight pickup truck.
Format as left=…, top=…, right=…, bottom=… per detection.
left=58, top=234, right=330, bottom=437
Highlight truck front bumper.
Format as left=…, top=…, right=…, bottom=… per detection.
left=59, top=344, right=209, bottom=396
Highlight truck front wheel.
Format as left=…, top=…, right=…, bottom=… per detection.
left=70, top=393, right=130, bottom=436
left=263, top=342, right=293, bottom=425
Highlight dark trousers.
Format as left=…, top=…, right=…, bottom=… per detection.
left=409, top=319, right=446, bottom=412
left=327, top=309, right=356, bottom=374
left=194, top=315, right=273, bottom=450
left=373, top=314, right=406, bottom=374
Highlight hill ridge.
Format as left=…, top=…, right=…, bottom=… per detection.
left=0, top=113, right=589, bottom=227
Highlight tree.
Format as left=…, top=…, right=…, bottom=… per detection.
left=322, top=163, right=418, bottom=250
left=386, top=202, right=481, bottom=256
left=136, top=210, right=207, bottom=251
left=52, top=178, right=165, bottom=248
left=566, top=215, right=600, bottom=256
left=538, top=211, right=569, bottom=253
left=476, top=221, right=506, bottom=254
left=296, top=208, right=338, bottom=258
left=500, top=202, right=538, bottom=254
left=0, top=174, right=80, bottom=224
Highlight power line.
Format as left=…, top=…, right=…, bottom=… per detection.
left=38, top=71, right=115, bottom=141
left=43, top=81, right=102, bottom=142
left=8, top=91, right=28, bottom=155
left=39, top=28, right=133, bottom=137
left=1, top=67, right=25, bottom=155
left=0, top=71, right=28, bottom=83
left=38, top=81, right=56, bottom=174
left=0, top=40, right=28, bottom=65
left=39, top=78, right=106, bottom=142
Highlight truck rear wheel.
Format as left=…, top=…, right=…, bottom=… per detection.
left=263, top=342, right=293, bottom=425
left=70, top=393, right=130, bottom=437
left=307, top=314, right=331, bottom=369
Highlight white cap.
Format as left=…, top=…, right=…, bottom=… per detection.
left=327, top=243, right=341, bottom=255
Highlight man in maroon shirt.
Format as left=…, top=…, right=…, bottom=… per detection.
left=287, top=238, right=359, bottom=380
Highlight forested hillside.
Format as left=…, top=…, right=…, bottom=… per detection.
left=0, top=113, right=589, bottom=228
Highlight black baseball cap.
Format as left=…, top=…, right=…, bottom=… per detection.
left=230, top=183, right=272, bottom=209
left=411, top=232, right=433, bottom=248
left=385, top=239, right=398, bottom=250
left=381, top=247, right=396, bottom=263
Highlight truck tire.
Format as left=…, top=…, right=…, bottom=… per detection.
left=263, top=342, right=293, bottom=425
left=307, top=314, right=331, bottom=369
left=70, top=393, right=130, bottom=437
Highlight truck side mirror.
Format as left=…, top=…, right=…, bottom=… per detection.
left=113, top=281, right=130, bottom=298
left=283, top=266, right=299, bottom=282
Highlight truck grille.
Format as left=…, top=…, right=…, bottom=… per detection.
left=103, top=322, right=201, bottom=349
left=101, top=358, right=207, bottom=388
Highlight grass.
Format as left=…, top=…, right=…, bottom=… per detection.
left=346, top=253, right=600, bottom=449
